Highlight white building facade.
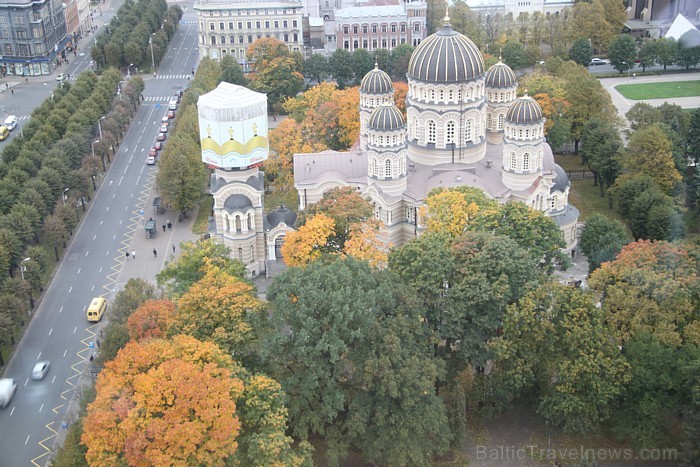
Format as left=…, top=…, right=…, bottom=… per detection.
left=295, top=15, right=579, bottom=251
left=194, top=0, right=304, bottom=64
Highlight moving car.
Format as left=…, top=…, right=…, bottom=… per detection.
left=157, top=132, right=166, bottom=142
left=147, top=155, right=156, bottom=165
left=0, top=378, right=17, bottom=408
left=589, top=58, right=607, bottom=66
left=87, top=297, right=107, bottom=322
left=0, top=126, right=8, bottom=141
left=56, top=73, right=67, bottom=81
left=4, top=115, right=17, bottom=131
left=32, top=361, right=50, bottom=380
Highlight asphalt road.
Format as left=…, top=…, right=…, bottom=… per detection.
left=0, top=1, right=199, bottom=465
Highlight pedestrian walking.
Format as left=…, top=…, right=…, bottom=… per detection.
left=162, top=224, right=166, bottom=233
left=153, top=248, right=157, bottom=258
left=132, top=250, right=136, bottom=259
left=167, top=220, right=172, bottom=229
left=172, top=245, right=176, bottom=253
left=125, top=251, right=130, bottom=260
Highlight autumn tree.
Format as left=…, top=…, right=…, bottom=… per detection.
left=82, top=335, right=244, bottom=466
left=157, top=238, right=246, bottom=297
left=621, top=124, right=682, bottom=193
left=298, top=186, right=373, bottom=242
left=421, top=186, right=497, bottom=237
left=126, top=299, right=176, bottom=342
left=281, top=213, right=335, bottom=268
left=247, top=38, right=304, bottom=108
left=169, top=266, right=267, bottom=365
left=490, top=283, right=631, bottom=433
left=579, top=213, right=631, bottom=272
left=588, top=240, right=699, bottom=347
left=343, top=218, right=387, bottom=267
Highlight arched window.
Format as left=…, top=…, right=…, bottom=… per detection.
left=427, top=120, right=436, bottom=143
left=498, top=114, right=504, bottom=130
left=510, top=152, right=517, bottom=170
left=238, top=248, right=243, bottom=260
left=487, top=114, right=492, bottom=130
left=250, top=245, right=255, bottom=261
left=247, top=212, right=254, bottom=229
left=400, top=157, right=405, bottom=175
left=235, top=215, right=242, bottom=232
left=523, top=152, right=530, bottom=170
left=446, top=121, right=455, bottom=144
left=412, top=117, right=418, bottom=139
left=372, top=158, right=378, bottom=176
left=385, top=159, right=392, bottom=177
left=465, top=119, right=474, bottom=142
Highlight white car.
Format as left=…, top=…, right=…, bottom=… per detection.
left=32, top=361, right=50, bottom=380
left=147, top=155, right=156, bottom=165
left=0, top=378, right=17, bottom=408
left=56, top=73, right=67, bottom=81
left=589, top=58, right=607, bottom=66
left=4, top=115, right=17, bottom=131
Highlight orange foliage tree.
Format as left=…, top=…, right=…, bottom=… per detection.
left=281, top=213, right=335, bottom=268
left=533, top=92, right=570, bottom=135
left=421, top=186, right=497, bottom=237
left=126, top=299, right=176, bottom=342
left=393, top=81, right=408, bottom=117
left=82, top=335, right=244, bottom=467
left=169, top=266, right=267, bottom=360
left=343, top=218, right=387, bottom=267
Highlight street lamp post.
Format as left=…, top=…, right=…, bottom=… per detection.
left=19, top=257, right=30, bottom=282
left=93, top=140, right=105, bottom=171
left=62, top=187, right=70, bottom=205
left=150, top=34, right=156, bottom=77
left=97, top=115, right=106, bottom=139
left=127, top=63, right=133, bottom=78
left=622, top=61, right=630, bottom=83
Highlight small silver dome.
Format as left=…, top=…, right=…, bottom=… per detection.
left=360, top=64, right=393, bottom=95
left=267, top=204, right=297, bottom=227
left=368, top=105, right=404, bottom=131
left=485, top=61, right=516, bottom=89
left=223, top=194, right=252, bottom=211
left=506, top=95, right=544, bottom=124
left=407, top=16, right=484, bottom=83
left=551, top=164, right=570, bottom=193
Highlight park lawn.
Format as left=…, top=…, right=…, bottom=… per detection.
left=616, top=80, right=700, bottom=100
left=569, top=179, right=624, bottom=223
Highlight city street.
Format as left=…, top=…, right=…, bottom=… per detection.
left=0, top=1, right=200, bottom=465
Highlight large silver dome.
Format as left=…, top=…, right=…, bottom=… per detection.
left=506, top=95, right=544, bottom=124
left=407, top=16, right=484, bottom=83
left=485, top=61, right=517, bottom=89
left=360, top=64, right=393, bottom=95
left=368, top=105, right=404, bottom=131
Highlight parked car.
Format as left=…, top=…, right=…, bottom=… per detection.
left=32, top=361, right=50, bottom=380
left=154, top=141, right=163, bottom=150
left=157, top=132, right=166, bottom=141
left=149, top=148, right=157, bottom=157
left=161, top=115, right=169, bottom=124
left=589, top=58, right=607, bottom=66
left=159, top=124, right=168, bottom=133
left=167, top=110, right=175, bottom=119
left=147, top=155, right=156, bottom=165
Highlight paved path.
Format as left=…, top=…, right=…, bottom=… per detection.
left=600, top=72, right=700, bottom=123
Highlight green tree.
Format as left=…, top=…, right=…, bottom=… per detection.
left=656, top=37, right=678, bottom=70
left=352, top=48, right=374, bottom=84
left=607, top=34, right=637, bottom=74
left=626, top=102, right=661, bottom=133
left=501, top=41, right=529, bottom=69
left=681, top=371, right=700, bottom=467
left=110, top=278, right=157, bottom=325
left=329, top=48, right=354, bottom=88
left=264, top=258, right=449, bottom=465
left=579, top=213, right=631, bottom=272
left=621, top=124, right=682, bottom=193
left=568, top=38, right=593, bottom=66
left=637, top=39, right=658, bottom=71
left=389, top=43, right=414, bottom=81
left=580, top=117, right=622, bottom=196
left=219, top=54, right=248, bottom=86
left=676, top=38, right=700, bottom=70
left=155, top=133, right=205, bottom=214
left=247, top=38, right=304, bottom=108
left=490, top=284, right=631, bottom=433
left=303, top=53, right=329, bottom=83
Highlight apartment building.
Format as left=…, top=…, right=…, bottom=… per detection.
left=0, top=0, right=69, bottom=76
left=195, top=0, right=304, bottom=67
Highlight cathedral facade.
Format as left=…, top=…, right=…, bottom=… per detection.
left=294, top=15, right=579, bottom=251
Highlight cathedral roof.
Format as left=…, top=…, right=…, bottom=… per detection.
left=368, top=105, right=404, bottom=131
left=360, top=64, right=393, bottom=95
left=223, top=194, right=253, bottom=211
left=551, top=164, right=570, bottom=193
left=485, top=61, right=517, bottom=89
left=506, top=95, right=543, bottom=124
left=267, top=204, right=297, bottom=227
left=407, top=15, right=484, bottom=83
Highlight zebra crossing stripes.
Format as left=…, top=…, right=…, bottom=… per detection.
left=181, top=20, right=196, bottom=24
left=144, top=96, right=173, bottom=102
left=156, top=74, right=190, bottom=80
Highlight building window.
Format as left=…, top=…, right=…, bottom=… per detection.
left=219, top=22, right=224, bottom=29
left=210, top=23, right=215, bottom=30
left=414, top=23, right=420, bottom=32
left=293, top=33, right=298, bottom=42
left=465, top=119, right=473, bottom=142
left=372, top=39, right=377, bottom=48
left=283, top=20, right=288, bottom=27
left=400, top=23, right=406, bottom=32
left=238, top=248, right=243, bottom=260
left=293, top=20, right=298, bottom=27
left=353, top=40, right=358, bottom=49
left=363, top=25, right=368, bottom=33
left=391, top=24, right=396, bottom=32
left=381, top=24, right=387, bottom=33
left=274, top=20, right=279, bottom=28
left=284, top=33, right=289, bottom=42
left=344, top=40, right=349, bottom=49
left=381, top=39, right=386, bottom=48
left=353, top=25, right=358, bottom=34
left=446, top=121, right=455, bottom=144
left=256, top=21, right=261, bottom=28
left=343, top=26, right=349, bottom=34
left=363, top=39, right=368, bottom=48
left=385, top=159, right=392, bottom=177
left=247, top=21, right=252, bottom=28
left=523, top=152, right=530, bottom=170
left=511, top=152, right=517, bottom=170
left=427, top=120, right=436, bottom=143
left=372, top=158, right=378, bottom=176
left=372, top=25, right=377, bottom=33
left=211, top=36, right=216, bottom=44
left=391, top=39, right=396, bottom=48
left=229, top=22, right=234, bottom=29
left=498, top=114, right=504, bottom=130
left=400, top=157, right=405, bottom=175
left=238, top=21, right=243, bottom=28
left=14, top=16, right=23, bottom=25
left=239, top=35, right=244, bottom=43
left=248, top=34, right=253, bottom=43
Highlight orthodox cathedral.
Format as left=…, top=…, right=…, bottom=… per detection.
left=293, top=15, right=579, bottom=251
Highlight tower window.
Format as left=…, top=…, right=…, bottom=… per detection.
left=427, top=120, right=436, bottom=144
left=465, top=119, right=473, bottom=142
left=385, top=159, right=392, bottom=177
left=446, top=121, right=455, bottom=144
left=523, top=152, right=530, bottom=170
left=510, top=152, right=517, bottom=170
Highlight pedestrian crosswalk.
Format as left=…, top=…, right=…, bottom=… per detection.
left=155, top=74, right=190, bottom=80
left=181, top=20, right=197, bottom=24
left=143, top=96, right=175, bottom=103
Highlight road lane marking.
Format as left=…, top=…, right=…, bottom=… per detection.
left=39, top=404, right=44, bottom=413
left=59, top=306, right=63, bottom=314
left=106, top=206, right=110, bottom=212
left=10, top=407, right=15, bottom=415
left=51, top=376, right=56, bottom=384
left=93, top=234, right=96, bottom=240
left=91, top=285, right=95, bottom=292
left=68, top=286, right=72, bottom=293
left=99, top=267, right=103, bottom=272
left=63, top=349, right=67, bottom=357
left=48, top=328, right=53, bottom=336
left=73, top=327, right=77, bottom=334
left=106, top=250, right=110, bottom=255
left=119, top=175, right=124, bottom=185
left=25, top=378, right=29, bottom=386
left=37, top=352, right=41, bottom=360
left=77, top=268, right=81, bottom=274
left=25, top=435, right=30, bottom=445
left=85, top=251, right=89, bottom=257
left=100, top=220, right=103, bottom=225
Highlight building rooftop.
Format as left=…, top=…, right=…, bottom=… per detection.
left=195, top=0, right=301, bottom=9
left=335, top=4, right=408, bottom=19
left=198, top=82, right=267, bottom=121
